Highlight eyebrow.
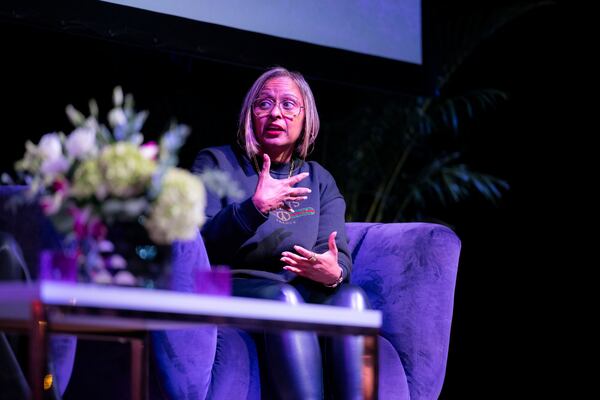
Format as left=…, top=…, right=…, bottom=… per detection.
left=257, top=91, right=300, bottom=100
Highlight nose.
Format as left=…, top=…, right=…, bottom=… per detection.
left=268, top=102, right=283, bottom=119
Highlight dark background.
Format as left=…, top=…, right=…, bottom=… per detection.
left=1, top=0, right=572, bottom=398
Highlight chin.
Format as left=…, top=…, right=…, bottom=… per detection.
left=261, top=138, right=290, bottom=148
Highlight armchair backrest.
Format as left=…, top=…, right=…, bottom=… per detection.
left=344, top=221, right=461, bottom=399
left=0, top=186, right=62, bottom=278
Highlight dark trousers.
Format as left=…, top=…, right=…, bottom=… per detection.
left=233, top=277, right=369, bottom=400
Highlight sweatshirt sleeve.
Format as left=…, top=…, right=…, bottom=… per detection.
left=192, top=150, right=268, bottom=265
left=312, top=166, right=352, bottom=282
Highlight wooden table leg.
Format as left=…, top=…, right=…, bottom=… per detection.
left=130, top=333, right=149, bottom=400
left=29, top=300, right=47, bottom=400
left=362, top=334, right=379, bottom=400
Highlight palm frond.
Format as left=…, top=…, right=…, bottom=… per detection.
left=394, top=154, right=509, bottom=220
left=429, top=89, right=509, bottom=134
left=325, top=2, right=550, bottom=222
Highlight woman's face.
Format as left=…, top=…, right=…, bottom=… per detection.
left=252, top=77, right=305, bottom=159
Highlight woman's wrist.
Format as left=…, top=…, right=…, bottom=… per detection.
left=251, top=195, right=270, bottom=215
left=323, top=267, right=344, bottom=288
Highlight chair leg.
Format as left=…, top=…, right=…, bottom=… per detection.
left=130, top=333, right=150, bottom=400
left=29, top=300, right=47, bottom=400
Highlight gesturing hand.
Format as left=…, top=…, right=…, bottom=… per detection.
left=280, top=231, right=343, bottom=286
left=252, top=153, right=311, bottom=214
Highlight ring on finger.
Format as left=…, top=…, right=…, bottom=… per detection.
left=308, top=252, right=318, bottom=263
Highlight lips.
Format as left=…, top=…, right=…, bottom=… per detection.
left=265, top=125, right=286, bottom=135
left=266, top=125, right=285, bottom=131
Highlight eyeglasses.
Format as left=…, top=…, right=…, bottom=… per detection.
left=252, top=98, right=304, bottom=119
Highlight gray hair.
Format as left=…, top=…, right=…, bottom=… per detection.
left=237, top=66, right=320, bottom=160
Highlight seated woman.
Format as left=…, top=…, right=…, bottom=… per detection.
left=191, top=66, right=369, bottom=399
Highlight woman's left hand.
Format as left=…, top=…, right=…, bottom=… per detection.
left=281, top=231, right=343, bottom=285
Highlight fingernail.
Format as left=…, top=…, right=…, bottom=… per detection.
left=307, top=189, right=312, bottom=193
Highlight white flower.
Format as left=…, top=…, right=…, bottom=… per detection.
left=38, top=133, right=63, bottom=161
left=113, top=86, right=124, bottom=107
left=108, top=107, right=127, bottom=128
left=66, top=127, right=97, bottom=159
left=38, top=133, right=69, bottom=175
left=83, top=116, right=99, bottom=132
left=40, top=157, right=69, bottom=175
left=145, top=168, right=206, bottom=244
left=99, top=142, right=156, bottom=197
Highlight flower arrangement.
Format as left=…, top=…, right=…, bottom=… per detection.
left=5, top=87, right=207, bottom=285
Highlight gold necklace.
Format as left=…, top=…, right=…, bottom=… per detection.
left=252, top=156, right=295, bottom=179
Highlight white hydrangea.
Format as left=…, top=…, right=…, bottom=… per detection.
left=145, top=168, right=206, bottom=244
left=99, top=142, right=156, bottom=197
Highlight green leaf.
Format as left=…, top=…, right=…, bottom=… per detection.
left=65, top=105, right=86, bottom=126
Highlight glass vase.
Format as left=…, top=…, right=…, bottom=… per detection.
left=102, top=220, right=172, bottom=289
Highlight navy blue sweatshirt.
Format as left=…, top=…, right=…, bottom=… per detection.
left=192, top=145, right=351, bottom=283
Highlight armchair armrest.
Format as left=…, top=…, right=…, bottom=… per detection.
left=347, top=222, right=461, bottom=400
left=150, top=232, right=217, bottom=399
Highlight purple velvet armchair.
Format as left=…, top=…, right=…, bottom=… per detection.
left=153, top=222, right=461, bottom=400
left=1, top=186, right=461, bottom=399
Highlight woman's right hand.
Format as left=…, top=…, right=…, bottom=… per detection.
left=252, top=154, right=311, bottom=214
